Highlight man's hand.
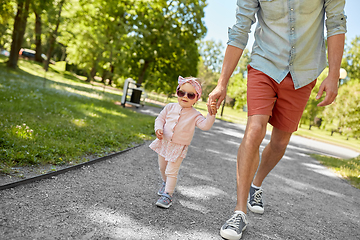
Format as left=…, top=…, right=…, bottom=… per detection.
left=316, top=75, right=339, bottom=107
left=155, top=129, right=163, bottom=140
left=207, top=85, right=227, bottom=115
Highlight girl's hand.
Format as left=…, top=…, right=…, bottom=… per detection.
left=155, top=129, right=163, bottom=140
left=209, top=101, right=217, bottom=115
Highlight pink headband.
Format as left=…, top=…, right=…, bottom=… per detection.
left=177, top=76, right=202, bottom=100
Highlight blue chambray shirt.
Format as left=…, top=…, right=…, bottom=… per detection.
left=228, top=0, right=347, bottom=89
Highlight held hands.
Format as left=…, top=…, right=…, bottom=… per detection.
left=208, top=101, right=217, bottom=115
left=207, top=85, right=227, bottom=115
left=155, top=129, right=163, bottom=140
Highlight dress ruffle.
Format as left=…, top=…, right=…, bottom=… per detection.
left=149, top=138, right=188, bottom=162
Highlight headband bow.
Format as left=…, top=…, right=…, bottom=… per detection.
left=178, top=76, right=202, bottom=100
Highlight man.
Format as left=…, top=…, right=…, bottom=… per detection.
left=207, top=1, right=346, bottom=239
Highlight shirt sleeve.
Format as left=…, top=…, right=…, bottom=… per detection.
left=227, top=0, right=259, bottom=50
left=194, top=113, right=216, bottom=131
left=154, top=104, right=169, bottom=132
left=325, top=0, right=347, bottom=38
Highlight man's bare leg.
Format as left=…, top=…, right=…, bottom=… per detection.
left=252, top=127, right=292, bottom=187
left=234, top=115, right=269, bottom=213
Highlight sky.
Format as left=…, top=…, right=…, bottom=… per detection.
left=203, top=0, right=360, bottom=52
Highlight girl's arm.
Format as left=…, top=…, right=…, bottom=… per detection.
left=154, top=104, right=169, bottom=132
left=195, top=113, right=216, bottom=131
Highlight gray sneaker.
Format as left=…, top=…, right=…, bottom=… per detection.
left=156, top=192, right=172, bottom=208
left=220, top=211, right=248, bottom=240
left=247, top=186, right=264, bottom=214
left=157, top=181, right=166, bottom=196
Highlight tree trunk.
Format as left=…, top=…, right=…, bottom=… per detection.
left=7, top=0, right=31, bottom=69
left=109, top=64, right=114, bottom=86
left=87, top=64, right=97, bottom=82
left=44, top=0, right=65, bottom=71
left=137, top=61, right=149, bottom=86
left=34, top=11, right=42, bottom=63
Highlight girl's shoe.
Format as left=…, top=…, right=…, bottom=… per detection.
left=157, top=181, right=166, bottom=196
left=156, top=192, right=172, bottom=208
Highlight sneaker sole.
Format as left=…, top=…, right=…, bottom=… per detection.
left=247, top=202, right=264, bottom=214
left=220, top=225, right=246, bottom=240
left=156, top=201, right=172, bottom=209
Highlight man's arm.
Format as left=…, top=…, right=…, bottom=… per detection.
left=207, top=45, right=243, bottom=114
left=316, top=33, right=345, bottom=106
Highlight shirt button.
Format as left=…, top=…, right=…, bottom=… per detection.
left=290, top=8, right=294, bottom=11
left=292, top=46, right=295, bottom=49
left=291, top=27, right=295, bottom=31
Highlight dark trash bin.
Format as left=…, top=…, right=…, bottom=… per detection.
left=130, top=89, right=142, bottom=104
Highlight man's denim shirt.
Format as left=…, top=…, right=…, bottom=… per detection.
left=228, top=0, right=347, bottom=89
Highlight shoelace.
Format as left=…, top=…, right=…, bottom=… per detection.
left=226, top=213, right=244, bottom=230
left=160, top=195, right=171, bottom=203
left=252, top=189, right=263, bottom=204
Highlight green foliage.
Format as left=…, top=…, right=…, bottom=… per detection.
left=343, top=36, right=360, bottom=83
left=197, top=40, right=224, bottom=101
left=199, top=39, right=224, bottom=73
left=0, top=0, right=15, bottom=49
left=227, top=73, right=247, bottom=109
left=227, top=49, right=251, bottom=109
left=197, top=57, right=219, bottom=102
left=322, top=81, right=360, bottom=138
left=0, top=58, right=155, bottom=172
left=300, top=69, right=328, bottom=126
left=312, top=154, right=360, bottom=189
left=130, top=0, right=207, bottom=95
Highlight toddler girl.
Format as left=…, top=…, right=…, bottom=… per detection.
left=149, top=76, right=217, bottom=208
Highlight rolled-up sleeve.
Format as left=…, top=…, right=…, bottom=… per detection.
left=325, top=0, right=347, bottom=38
left=227, top=0, right=259, bottom=50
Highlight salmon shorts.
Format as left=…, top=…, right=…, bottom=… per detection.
left=247, top=65, right=316, bottom=133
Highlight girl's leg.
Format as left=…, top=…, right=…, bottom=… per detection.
left=164, top=157, right=184, bottom=196
left=158, top=155, right=167, bottom=182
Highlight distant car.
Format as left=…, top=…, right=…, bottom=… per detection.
left=0, top=49, right=10, bottom=57
left=19, top=48, right=55, bottom=64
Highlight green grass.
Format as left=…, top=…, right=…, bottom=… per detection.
left=311, top=154, right=360, bottom=189
left=0, top=56, right=155, bottom=173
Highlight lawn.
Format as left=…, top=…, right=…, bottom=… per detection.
left=0, top=56, right=155, bottom=174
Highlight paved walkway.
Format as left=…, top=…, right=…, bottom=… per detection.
left=0, top=104, right=359, bottom=240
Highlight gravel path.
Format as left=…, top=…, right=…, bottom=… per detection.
left=1, top=105, right=359, bottom=240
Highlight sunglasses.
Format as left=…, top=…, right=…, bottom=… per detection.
left=176, top=89, right=197, bottom=100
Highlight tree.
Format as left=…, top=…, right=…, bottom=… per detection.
left=63, top=0, right=133, bottom=82
left=31, top=0, right=52, bottom=63
left=322, top=81, right=360, bottom=138
left=227, top=48, right=251, bottom=109
left=44, top=0, right=65, bottom=71
left=343, top=36, right=360, bottom=83
left=7, top=0, right=31, bottom=69
left=0, top=0, right=15, bottom=50
left=128, top=0, right=207, bottom=95
left=197, top=40, right=223, bottom=101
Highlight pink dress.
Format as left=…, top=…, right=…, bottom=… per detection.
left=149, top=139, right=188, bottom=162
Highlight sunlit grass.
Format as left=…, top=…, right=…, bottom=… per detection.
left=0, top=57, right=155, bottom=174
left=311, top=154, right=360, bottom=189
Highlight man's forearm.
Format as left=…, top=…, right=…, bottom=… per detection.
left=327, top=34, right=345, bottom=80
left=218, top=45, right=244, bottom=88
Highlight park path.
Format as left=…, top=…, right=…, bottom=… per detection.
left=0, top=104, right=359, bottom=240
